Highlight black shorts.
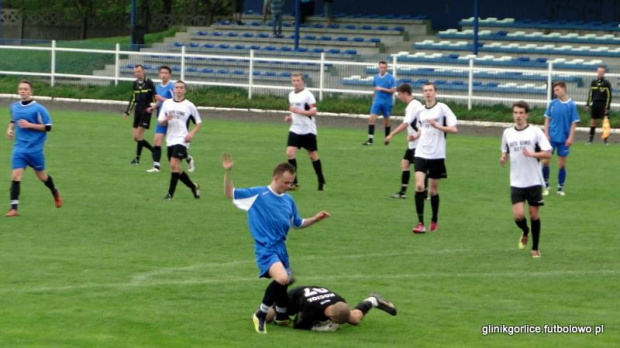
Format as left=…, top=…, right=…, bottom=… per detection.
left=590, top=104, right=606, bottom=120
left=510, top=186, right=545, bottom=206
left=287, top=132, right=318, bottom=151
left=403, top=148, right=415, bottom=163
left=133, top=109, right=152, bottom=129
left=414, top=157, right=447, bottom=179
left=167, top=144, right=188, bottom=161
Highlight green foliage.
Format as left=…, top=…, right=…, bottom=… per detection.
left=0, top=111, right=618, bottom=347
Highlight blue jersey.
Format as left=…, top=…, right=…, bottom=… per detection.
left=233, top=186, right=303, bottom=247
left=155, top=82, right=175, bottom=112
left=9, top=101, right=52, bottom=153
left=544, top=98, right=580, bottom=143
left=373, top=73, right=397, bottom=105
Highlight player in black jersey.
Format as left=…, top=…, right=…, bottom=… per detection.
left=585, top=66, right=612, bottom=145
left=123, top=65, right=156, bottom=164
left=266, top=285, right=397, bottom=331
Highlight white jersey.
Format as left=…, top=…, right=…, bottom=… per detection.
left=288, top=88, right=317, bottom=135
left=403, top=99, right=424, bottom=150
left=414, top=102, right=457, bottom=159
left=158, top=98, right=202, bottom=147
left=501, top=125, right=552, bottom=188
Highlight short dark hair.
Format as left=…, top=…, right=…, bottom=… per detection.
left=134, top=64, right=144, bottom=70
left=378, top=60, right=387, bottom=66
left=175, top=80, right=186, bottom=87
left=552, top=81, right=566, bottom=90
left=423, top=82, right=437, bottom=91
left=19, top=79, right=33, bottom=89
left=159, top=65, right=171, bottom=73
left=396, top=83, right=412, bottom=95
left=597, top=65, right=606, bottom=71
left=512, top=100, right=530, bottom=113
left=273, top=163, right=296, bottom=177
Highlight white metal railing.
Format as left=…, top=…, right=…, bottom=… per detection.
left=0, top=40, right=618, bottom=110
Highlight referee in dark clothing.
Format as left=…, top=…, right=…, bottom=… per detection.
left=586, top=66, right=612, bottom=145
left=123, top=64, right=156, bottom=164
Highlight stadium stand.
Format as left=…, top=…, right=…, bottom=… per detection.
left=459, top=17, right=620, bottom=32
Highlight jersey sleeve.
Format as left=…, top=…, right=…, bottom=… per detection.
left=443, top=104, right=457, bottom=126
left=157, top=101, right=168, bottom=122
left=305, top=91, right=317, bottom=107
left=536, top=128, right=552, bottom=152
left=290, top=199, right=303, bottom=228
left=570, top=102, right=580, bottom=123
left=190, top=103, right=202, bottom=124
left=544, top=101, right=552, bottom=118
left=232, top=187, right=263, bottom=211
left=390, top=75, right=397, bottom=88
left=38, top=105, right=52, bottom=125
left=501, top=129, right=509, bottom=153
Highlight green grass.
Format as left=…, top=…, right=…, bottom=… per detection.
left=0, top=110, right=618, bottom=347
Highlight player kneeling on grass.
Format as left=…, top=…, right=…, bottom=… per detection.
left=265, top=285, right=397, bottom=332
left=158, top=81, right=201, bottom=200
left=5, top=80, right=62, bottom=217
left=500, top=101, right=552, bottom=258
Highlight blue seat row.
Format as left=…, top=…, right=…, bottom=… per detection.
left=364, top=66, right=585, bottom=87
left=146, top=55, right=333, bottom=69
left=459, top=17, right=620, bottom=32
left=194, top=31, right=380, bottom=43
left=342, top=76, right=546, bottom=94
left=391, top=53, right=603, bottom=70
left=172, top=42, right=357, bottom=55
left=437, top=30, right=620, bottom=45
left=239, top=13, right=425, bottom=20
left=218, top=20, right=406, bottom=32
left=122, top=64, right=308, bottom=79
left=412, top=41, right=620, bottom=58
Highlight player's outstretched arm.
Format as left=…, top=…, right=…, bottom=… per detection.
left=222, top=153, right=235, bottom=198
left=301, top=211, right=330, bottom=228
left=6, top=122, right=14, bottom=140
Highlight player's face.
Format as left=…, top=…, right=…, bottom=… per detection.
left=159, top=69, right=171, bottom=83
left=597, top=67, right=605, bottom=79
left=553, top=86, right=566, bottom=99
left=512, top=106, right=529, bottom=126
left=273, top=171, right=296, bottom=193
left=174, top=83, right=186, bottom=99
left=378, top=63, right=387, bottom=75
left=291, top=76, right=304, bottom=91
left=133, top=67, right=145, bottom=80
left=422, top=85, right=436, bottom=103
left=17, top=83, right=33, bottom=100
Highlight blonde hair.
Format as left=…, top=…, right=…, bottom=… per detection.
left=330, top=302, right=351, bottom=324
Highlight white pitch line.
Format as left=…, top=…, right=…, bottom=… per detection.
left=1, top=269, right=617, bottom=295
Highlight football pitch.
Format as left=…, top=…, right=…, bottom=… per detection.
left=0, top=109, right=618, bottom=348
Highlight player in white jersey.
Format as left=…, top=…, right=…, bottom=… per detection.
left=157, top=81, right=202, bottom=200
left=285, top=72, right=326, bottom=191
left=384, top=83, right=425, bottom=199
left=500, top=101, right=552, bottom=258
left=411, top=83, right=458, bottom=234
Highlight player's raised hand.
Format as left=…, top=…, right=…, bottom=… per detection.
left=314, top=211, right=331, bottom=221
left=222, top=153, right=234, bottom=170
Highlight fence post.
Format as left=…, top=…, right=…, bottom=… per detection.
left=50, top=40, right=56, bottom=87
left=249, top=49, right=254, bottom=99
left=114, top=43, right=120, bottom=86
left=392, top=54, right=397, bottom=103
left=468, top=57, right=474, bottom=110
left=546, top=60, right=553, bottom=101
left=319, top=52, right=325, bottom=101
left=181, top=45, right=186, bottom=81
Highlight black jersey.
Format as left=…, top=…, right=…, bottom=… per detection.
left=586, top=78, right=612, bottom=109
left=288, top=285, right=346, bottom=330
left=125, top=78, right=156, bottom=115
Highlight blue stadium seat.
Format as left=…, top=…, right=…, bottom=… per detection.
left=201, top=68, right=213, bottom=73
left=370, top=38, right=381, bottom=43
left=265, top=71, right=277, bottom=76
left=186, top=67, right=197, bottom=72
left=328, top=48, right=341, bottom=54
left=258, top=33, right=269, bottom=38
left=279, top=72, right=292, bottom=77
left=218, top=44, right=229, bottom=49
left=218, top=69, right=229, bottom=74
left=234, top=44, right=246, bottom=50
left=233, top=70, right=244, bottom=75
left=242, top=33, right=254, bottom=37
left=252, top=71, right=261, bottom=76
left=250, top=21, right=261, bottom=26
left=320, top=36, right=332, bottom=41
left=203, top=43, right=214, bottom=49
left=328, top=24, right=340, bottom=29
left=197, top=31, right=207, bottom=36
left=393, top=26, right=405, bottom=31
left=313, top=24, right=324, bottom=28
left=377, top=26, right=388, bottom=31
left=345, top=25, right=356, bottom=30
left=281, top=47, right=292, bottom=52
left=336, top=36, right=348, bottom=41
left=250, top=45, right=261, bottom=50
left=361, top=25, right=372, bottom=30
left=352, top=37, right=364, bottom=42
left=174, top=42, right=184, bottom=47
left=298, top=47, right=309, bottom=52
left=227, top=32, right=239, bottom=37
left=304, top=35, right=316, bottom=40
left=264, top=46, right=276, bottom=51
left=213, top=31, right=223, bottom=36
left=344, top=49, right=357, bottom=55
left=189, top=42, right=199, bottom=48
left=125, top=63, right=135, bottom=68
left=312, top=48, right=324, bottom=53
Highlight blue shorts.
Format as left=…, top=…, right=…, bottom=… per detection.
left=550, top=141, right=570, bottom=157
left=254, top=242, right=290, bottom=278
left=370, top=102, right=393, bottom=118
left=12, top=151, right=45, bottom=171
left=155, top=123, right=168, bottom=134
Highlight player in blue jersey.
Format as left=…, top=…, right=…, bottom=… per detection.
left=222, top=153, right=330, bottom=334
left=542, top=81, right=579, bottom=196
left=363, top=61, right=397, bottom=145
left=5, top=80, right=61, bottom=217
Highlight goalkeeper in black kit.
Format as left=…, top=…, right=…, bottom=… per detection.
left=123, top=64, right=156, bottom=164
left=266, top=285, right=397, bottom=332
